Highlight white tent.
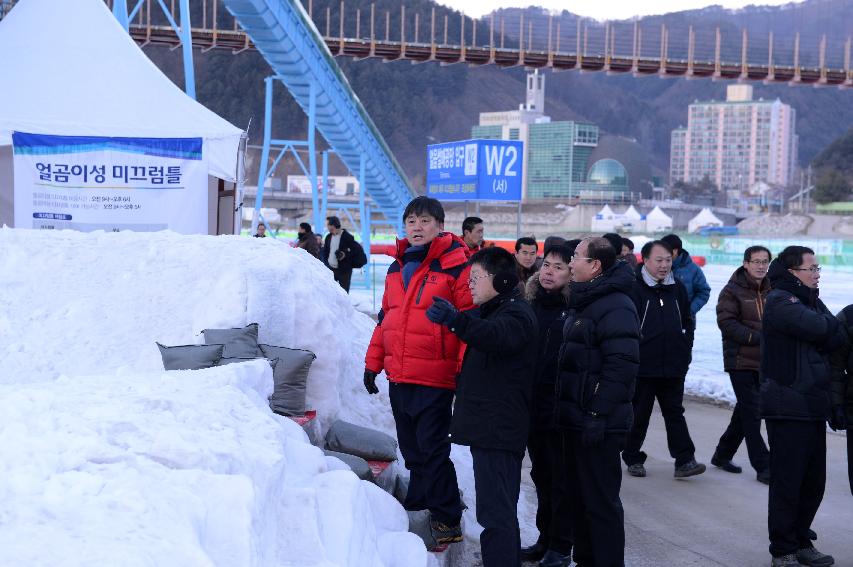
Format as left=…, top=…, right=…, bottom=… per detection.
left=688, top=207, right=724, bottom=233
left=618, top=204, right=645, bottom=233
left=0, top=0, right=244, bottom=229
left=591, top=204, right=617, bottom=231
left=645, top=206, right=673, bottom=233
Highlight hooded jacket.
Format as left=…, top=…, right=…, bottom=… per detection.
left=672, top=249, right=711, bottom=316
left=448, top=288, right=538, bottom=453
left=716, top=266, right=771, bottom=371
left=365, top=232, right=473, bottom=390
left=760, top=258, right=847, bottom=421
left=525, top=273, right=571, bottom=430
left=556, top=262, right=640, bottom=432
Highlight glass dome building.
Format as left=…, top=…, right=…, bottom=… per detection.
left=587, top=158, right=628, bottom=188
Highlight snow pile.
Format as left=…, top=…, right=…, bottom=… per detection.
left=0, top=229, right=426, bottom=566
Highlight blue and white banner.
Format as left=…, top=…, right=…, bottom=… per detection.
left=426, top=139, right=523, bottom=202
left=12, top=132, right=208, bottom=233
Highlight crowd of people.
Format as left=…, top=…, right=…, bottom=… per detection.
left=359, top=195, right=853, bottom=567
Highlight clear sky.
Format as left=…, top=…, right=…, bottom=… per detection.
left=433, top=0, right=794, bottom=21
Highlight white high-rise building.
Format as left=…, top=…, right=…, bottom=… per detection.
left=669, top=84, right=798, bottom=191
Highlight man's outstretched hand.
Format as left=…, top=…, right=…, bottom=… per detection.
left=363, top=369, right=379, bottom=395
left=426, top=297, right=458, bottom=327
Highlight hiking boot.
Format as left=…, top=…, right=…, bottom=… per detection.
left=757, top=470, right=771, bottom=485
left=674, top=459, right=706, bottom=478
left=711, top=453, right=743, bottom=474
left=538, top=549, right=572, bottom=567
left=429, top=519, right=463, bottom=545
left=520, top=539, right=547, bottom=562
left=626, top=463, right=647, bottom=477
left=770, top=554, right=800, bottom=567
left=796, top=546, right=835, bottom=566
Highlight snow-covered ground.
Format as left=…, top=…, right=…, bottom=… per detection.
left=0, top=228, right=429, bottom=567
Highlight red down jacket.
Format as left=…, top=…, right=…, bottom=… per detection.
left=365, top=232, right=474, bottom=390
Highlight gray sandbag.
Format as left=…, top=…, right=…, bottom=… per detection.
left=324, top=419, right=398, bottom=462
left=323, top=449, right=374, bottom=481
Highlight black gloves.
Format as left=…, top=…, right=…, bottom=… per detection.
left=363, top=369, right=379, bottom=395
left=829, top=406, right=847, bottom=431
left=426, top=297, right=458, bottom=327
left=581, top=413, right=605, bottom=447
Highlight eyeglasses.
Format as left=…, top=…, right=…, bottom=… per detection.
left=571, top=255, right=594, bottom=262
left=748, top=260, right=770, bottom=266
left=468, top=273, right=494, bottom=285
left=791, top=266, right=822, bottom=274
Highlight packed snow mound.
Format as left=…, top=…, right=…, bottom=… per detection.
left=0, top=229, right=423, bottom=566
left=0, top=360, right=428, bottom=566
left=0, top=228, right=395, bottom=433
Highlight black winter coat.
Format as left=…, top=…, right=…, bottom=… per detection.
left=830, top=305, right=853, bottom=419
left=556, top=262, right=640, bottom=433
left=716, top=267, right=770, bottom=371
left=322, top=229, right=357, bottom=270
left=760, top=259, right=847, bottom=421
left=449, top=288, right=538, bottom=453
left=525, top=273, right=571, bottom=431
left=632, top=269, right=695, bottom=380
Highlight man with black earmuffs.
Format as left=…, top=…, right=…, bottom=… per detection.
left=426, top=246, right=538, bottom=567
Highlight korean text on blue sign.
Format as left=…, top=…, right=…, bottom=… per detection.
left=426, top=139, right=523, bottom=202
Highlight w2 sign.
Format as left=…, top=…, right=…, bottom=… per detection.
left=426, top=139, right=523, bottom=202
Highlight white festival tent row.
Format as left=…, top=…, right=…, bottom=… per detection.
left=0, top=0, right=245, bottom=234
left=590, top=204, right=617, bottom=232
left=590, top=203, right=646, bottom=233
left=645, top=205, right=674, bottom=233
left=688, top=207, right=724, bottom=233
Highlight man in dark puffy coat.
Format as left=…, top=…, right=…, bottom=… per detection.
left=363, top=196, right=474, bottom=546
left=558, top=237, right=640, bottom=567
left=661, top=234, right=711, bottom=316
left=426, top=247, right=537, bottom=567
left=622, top=240, right=705, bottom=479
left=521, top=242, right=577, bottom=567
left=711, top=245, right=772, bottom=482
left=830, top=305, right=853, bottom=496
left=761, top=246, right=846, bottom=567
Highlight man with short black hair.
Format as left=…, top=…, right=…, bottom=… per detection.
left=296, top=222, right=321, bottom=258
left=427, top=247, right=537, bottom=567
left=322, top=216, right=358, bottom=292
left=254, top=223, right=267, bottom=238
left=661, top=233, right=711, bottom=316
left=762, top=246, right=846, bottom=567
left=462, top=216, right=485, bottom=251
left=621, top=237, right=637, bottom=268
left=364, top=196, right=473, bottom=547
left=514, top=236, right=538, bottom=288
left=557, top=236, right=639, bottom=567
left=712, top=245, right=773, bottom=483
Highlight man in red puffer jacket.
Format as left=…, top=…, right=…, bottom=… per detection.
left=364, top=196, right=473, bottom=546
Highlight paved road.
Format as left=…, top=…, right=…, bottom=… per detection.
left=513, top=398, right=853, bottom=567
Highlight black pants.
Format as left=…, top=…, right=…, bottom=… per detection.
left=566, top=432, right=625, bottom=567
left=389, top=382, right=462, bottom=525
left=332, top=267, right=352, bottom=293
left=528, top=429, right=573, bottom=554
left=715, top=370, right=770, bottom=473
left=622, top=378, right=696, bottom=468
left=847, top=429, right=853, bottom=496
left=767, top=420, right=826, bottom=558
left=472, top=447, right=523, bottom=567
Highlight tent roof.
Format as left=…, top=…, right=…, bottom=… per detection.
left=0, top=0, right=243, bottom=181
left=689, top=208, right=723, bottom=225
left=623, top=205, right=642, bottom=219
left=597, top=204, right=615, bottom=216
left=646, top=206, right=673, bottom=220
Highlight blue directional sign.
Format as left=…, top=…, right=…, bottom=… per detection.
left=426, top=139, right=523, bottom=202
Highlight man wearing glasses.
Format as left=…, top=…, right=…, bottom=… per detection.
left=712, top=246, right=773, bottom=484
left=761, top=246, right=847, bottom=567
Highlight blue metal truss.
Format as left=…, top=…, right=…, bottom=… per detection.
left=221, top=0, right=415, bottom=236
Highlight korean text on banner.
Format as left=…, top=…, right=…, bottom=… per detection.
left=425, top=139, right=523, bottom=202
left=12, top=132, right=208, bottom=234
